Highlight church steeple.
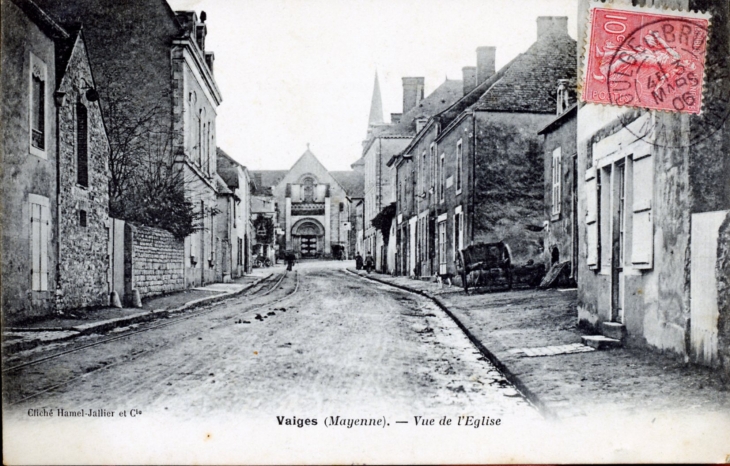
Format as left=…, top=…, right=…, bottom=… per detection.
left=367, top=72, right=384, bottom=132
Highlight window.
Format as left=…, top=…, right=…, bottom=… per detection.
left=456, top=139, right=463, bottom=193
left=551, top=147, right=562, bottom=216
left=419, top=150, right=426, bottom=195
left=196, top=109, right=203, bottom=165
left=438, top=218, right=447, bottom=275
left=630, top=152, right=653, bottom=269
left=439, top=153, right=445, bottom=202
left=29, top=53, right=47, bottom=157
left=237, top=237, right=243, bottom=265
left=79, top=210, right=87, bottom=227
left=428, top=143, right=437, bottom=189
left=29, top=195, right=50, bottom=291
left=453, top=206, right=463, bottom=258
left=585, top=167, right=599, bottom=269
left=76, top=103, right=88, bottom=187
left=208, top=125, right=214, bottom=174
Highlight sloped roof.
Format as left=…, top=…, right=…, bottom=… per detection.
left=433, top=54, right=521, bottom=134
left=331, top=171, right=364, bottom=199
left=251, top=170, right=287, bottom=195
left=538, top=103, right=577, bottom=135
left=473, top=31, right=576, bottom=113
left=218, top=168, right=239, bottom=189
left=214, top=174, right=232, bottom=195
left=377, top=79, right=464, bottom=138
left=216, top=147, right=240, bottom=169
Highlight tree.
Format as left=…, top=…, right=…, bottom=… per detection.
left=98, top=70, right=213, bottom=239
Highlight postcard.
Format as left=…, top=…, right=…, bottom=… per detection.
left=2, top=0, right=729, bottom=463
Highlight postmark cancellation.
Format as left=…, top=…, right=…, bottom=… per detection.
left=581, top=2, right=711, bottom=114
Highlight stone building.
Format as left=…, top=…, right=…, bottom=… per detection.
left=33, top=0, right=223, bottom=289
left=575, top=0, right=730, bottom=374
left=251, top=147, right=363, bottom=259
left=393, top=18, right=576, bottom=281
left=217, top=148, right=254, bottom=279
left=362, top=74, right=463, bottom=273
left=538, top=81, right=577, bottom=285
left=1, top=0, right=111, bottom=323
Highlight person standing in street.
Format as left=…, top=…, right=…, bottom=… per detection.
left=286, top=251, right=295, bottom=271
left=355, top=252, right=363, bottom=270
left=364, top=251, right=375, bottom=274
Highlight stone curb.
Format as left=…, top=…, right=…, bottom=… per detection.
left=345, top=268, right=555, bottom=420
left=2, top=274, right=274, bottom=355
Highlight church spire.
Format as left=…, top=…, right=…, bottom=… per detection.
left=368, top=72, right=384, bottom=129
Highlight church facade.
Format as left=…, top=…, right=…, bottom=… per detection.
left=251, top=147, right=363, bottom=259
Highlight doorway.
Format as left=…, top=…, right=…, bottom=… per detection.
left=438, top=220, right=447, bottom=275
left=611, top=162, right=626, bottom=323
left=300, top=235, right=317, bottom=257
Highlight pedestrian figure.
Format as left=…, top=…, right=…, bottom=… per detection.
left=286, top=251, right=295, bottom=271
left=364, top=251, right=375, bottom=274
left=355, top=252, right=363, bottom=270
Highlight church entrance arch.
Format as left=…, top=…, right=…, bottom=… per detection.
left=292, top=218, right=325, bottom=258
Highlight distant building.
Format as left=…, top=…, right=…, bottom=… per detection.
left=363, top=73, right=464, bottom=273
left=251, top=147, right=363, bottom=260
left=1, top=0, right=111, bottom=323
left=538, top=80, right=577, bottom=285
left=393, top=17, right=576, bottom=280
left=217, top=148, right=254, bottom=279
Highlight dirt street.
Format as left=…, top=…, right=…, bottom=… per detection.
left=3, top=261, right=538, bottom=422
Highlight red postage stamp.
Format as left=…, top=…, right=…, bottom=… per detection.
left=582, top=4, right=710, bottom=114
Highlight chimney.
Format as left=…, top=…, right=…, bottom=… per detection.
left=537, top=16, right=568, bottom=38
left=205, top=52, right=215, bottom=74
left=415, top=117, right=428, bottom=133
left=402, top=77, right=425, bottom=114
left=476, top=47, right=496, bottom=86
left=391, top=113, right=402, bottom=124
left=462, top=66, right=477, bottom=95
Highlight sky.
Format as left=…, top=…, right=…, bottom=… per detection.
left=168, top=0, right=578, bottom=172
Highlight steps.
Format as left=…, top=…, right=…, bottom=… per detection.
left=601, top=321, right=627, bottom=341
left=580, top=321, right=626, bottom=350
left=581, top=335, right=623, bottom=349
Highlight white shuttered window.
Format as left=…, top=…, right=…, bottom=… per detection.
left=585, top=168, right=599, bottom=268
left=631, top=153, right=654, bottom=268
left=30, top=199, right=50, bottom=291
left=552, top=147, right=562, bottom=216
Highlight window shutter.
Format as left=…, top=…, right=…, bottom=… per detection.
left=631, top=153, right=654, bottom=268
left=40, top=205, right=49, bottom=290
left=585, top=168, right=599, bottom=268
left=31, top=204, right=41, bottom=290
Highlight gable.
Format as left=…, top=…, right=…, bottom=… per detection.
left=273, top=149, right=345, bottom=194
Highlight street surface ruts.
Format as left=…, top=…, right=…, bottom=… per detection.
left=3, top=262, right=538, bottom=421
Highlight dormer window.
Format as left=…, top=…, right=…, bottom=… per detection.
left=556, top=79, right=571, bottom=115
left=196, top=24, right=206, bottom=51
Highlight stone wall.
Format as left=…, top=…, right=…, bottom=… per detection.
left=56, top=34, right=111, bottom=312
left=127, top=224, right=184, bottom=299
left=473, top=112, right=554, bottom=263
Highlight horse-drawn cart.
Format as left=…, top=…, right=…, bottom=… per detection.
left=455, top=241, right=512, bottom=293
left=455, top=241, right=545, bottom=294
